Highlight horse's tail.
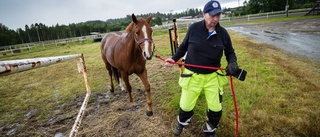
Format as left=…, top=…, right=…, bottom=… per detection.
left=111, top=66, right=120, bottom=84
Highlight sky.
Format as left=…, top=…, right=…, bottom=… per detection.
left=0, top=0, right=243, bottom=30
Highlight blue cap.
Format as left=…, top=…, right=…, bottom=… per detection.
left=203, top=0, right=222, bottom=16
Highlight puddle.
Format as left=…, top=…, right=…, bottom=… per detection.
left=227, top=19, right=320, bottom=62
left=54, top=132, right=64, bottom=137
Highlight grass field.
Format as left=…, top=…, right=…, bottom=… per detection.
left=0, top=15, right=319, bottom=136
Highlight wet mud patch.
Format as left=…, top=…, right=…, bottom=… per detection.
left=0, top=85, right=152, bottom=136
left=227, top=18, right=320, bottom=62
left=65, top=83, right=170, bottom=137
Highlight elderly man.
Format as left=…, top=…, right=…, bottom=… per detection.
left=165, top=0, right=239, bottom=136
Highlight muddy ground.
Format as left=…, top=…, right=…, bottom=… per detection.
left=53, top=64, right=178, bottom=137
left=72, top=18, right=320, bottom=137
left=228, top=18, right=320, bottom=62
left=2, top=18, right=319, bottom=137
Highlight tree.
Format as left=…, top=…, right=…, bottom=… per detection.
left=25, top=25, right=32, bottom=43
left=16, top=28, right=25, bottom=43
left=246, top=0, right=293, bottom=14
left=0, top=23, right=18, bottom=46
left=152, top=17, right=162, bottom=26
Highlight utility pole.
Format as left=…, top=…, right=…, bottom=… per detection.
left=36, top=27, right=41, bottom=42
left=238, top=0, right=240, bottom=16
left=286, top=0, right=289, bottom=17
left=27, top=30, right=31, bottom=43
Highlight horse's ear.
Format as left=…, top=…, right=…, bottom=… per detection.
left=146, top=14, right=152, bottom=24
left=132, top=13, right=138, bottom=24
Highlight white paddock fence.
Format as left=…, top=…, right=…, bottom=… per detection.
left=154, top=8, right=312, bottom=31
left=0, top=34, right=103, bottom=56
left=0, top=54, right=91, bottom=137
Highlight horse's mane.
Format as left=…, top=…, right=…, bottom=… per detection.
left=125, top=18, right=145, bottom=33
left=125, top=22, right=135, bottom=33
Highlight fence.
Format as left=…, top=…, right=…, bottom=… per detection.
left=220, top=8, right=312, bottom=22
left=0, top=34, right=103, bottom=56
left=154, top=8, right=312, bottom=31
left=0, top=54, right=92, bottom=137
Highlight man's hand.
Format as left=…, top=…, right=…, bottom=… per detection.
left=226, top=62, right=239, bottom=75
left=165, top=58, right=175, bottom=66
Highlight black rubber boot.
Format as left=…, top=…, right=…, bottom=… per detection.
left=204, top=121, right=218, bottom=137
left=204, top=131, right=218, bottom=137
left=173, top=123, right=184, bottom=136
left=173, top=108, right=193, bottom=136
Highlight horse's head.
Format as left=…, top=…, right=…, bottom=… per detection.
left=131, top=13, right=155, bottom=60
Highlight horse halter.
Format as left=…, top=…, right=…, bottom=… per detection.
left=134, top=34, right=156, bottom=52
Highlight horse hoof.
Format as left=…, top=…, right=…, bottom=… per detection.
left=146, top=111, right=153, bottom=116
left=129, top=105, right=141, bottom=111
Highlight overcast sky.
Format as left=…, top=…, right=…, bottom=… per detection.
left=0, top=0, right=243, bottom=30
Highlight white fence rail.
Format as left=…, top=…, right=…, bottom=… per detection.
left=155, top=8, right=312, bottom=30
left=221, top=8, right=312, bottom=22
left=0, top=54, right=92, bottom=137
left=0, top=54, right=82, bottom=77
left=0, top=35, right=102, bottom=56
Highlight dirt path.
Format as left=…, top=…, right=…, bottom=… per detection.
left=75, top=90, right=170, bottom=137
left=67, top=64, right=178, bottom=137
left=227, top=18, right=320, bottom=62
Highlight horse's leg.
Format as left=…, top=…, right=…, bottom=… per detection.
left=120, top=72, right=135, bottom=108
left=137, top=69, right=153, bottom=116
left=105, top=62, right=114, bottom=93
left=119, top=77, right=126, bottom=92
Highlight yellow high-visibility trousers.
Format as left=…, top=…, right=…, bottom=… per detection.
left=178, top=68, right=228, bottom=112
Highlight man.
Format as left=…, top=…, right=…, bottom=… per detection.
left=165, top=0, right=239, bottom=136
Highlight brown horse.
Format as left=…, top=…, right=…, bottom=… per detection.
left=100, top=14, right=155, bottom=116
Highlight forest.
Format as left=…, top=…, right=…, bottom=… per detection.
left=0, top=0, right=317, bottom=47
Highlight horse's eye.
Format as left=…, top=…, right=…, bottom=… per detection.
left=135, top=32, right=139, bottom=35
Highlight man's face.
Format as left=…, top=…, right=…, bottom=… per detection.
left=204, top=13, right=221, bottom=28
